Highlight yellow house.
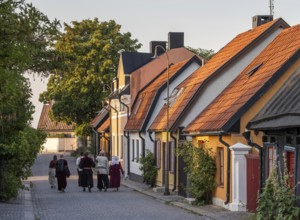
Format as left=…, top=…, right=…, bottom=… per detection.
left=183, top=24, right=300, bottom=211
left=148, top=16, right=289, bottom=197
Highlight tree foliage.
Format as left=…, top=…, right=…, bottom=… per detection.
left=179, top=140, right=216, bottom=205
left=39, top=19, right=142, bottom=136
left=139, top=150, right=157, bottom=187
left=0, top=0, right=57, bottom=200
left=186, top=46, right=215, bottom=61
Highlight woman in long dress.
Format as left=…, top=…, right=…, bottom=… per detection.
left=109, top=156, right=124, bottom=192
left=56, top=154, right=69, bottom=192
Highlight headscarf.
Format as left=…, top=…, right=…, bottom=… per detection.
left=111, top=156, right=119, bottom=165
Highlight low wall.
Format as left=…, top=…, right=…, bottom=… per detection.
left=42, top=138, right=76, bottom=152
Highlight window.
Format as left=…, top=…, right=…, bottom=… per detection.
left=120, top=135, right=124, bottom=159
left=156, top=140, right=161, bottom=168
left=285, top=146, right=295, bottom=188
left=136, top=139, right=140, bottom=162
left=134, top=96, right=144, bottom=115
left=132, top=139, right=135, bottom=161
left=246, top=62, right=263, bottom=77
left=267, top=146, right=276, bottom=177
left=116, top=135, right=119, bottom=156
left=169, top=142, right=175, bottom=172
left=217, top=147, right=224, bottom=186
left=168, top=87, right=184, bottom=107
left=112, top=135, right=115, bottom=155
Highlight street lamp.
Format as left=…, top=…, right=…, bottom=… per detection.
left=152, top=45, right=170, bottom=195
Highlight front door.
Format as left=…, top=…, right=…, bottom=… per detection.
left=246, top=154, right=260, bottom=212
left=286, top=151, right=295, bottom=188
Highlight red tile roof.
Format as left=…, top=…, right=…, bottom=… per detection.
left=148, top=18, right=287, bottom=132
left=184, top=24, right=300, bottom=133
left=37, top=102, right=74, bottom=131
left=130, top=47, right=200, bottom=106
left=125, top=56, right=199, bottom=131
left=97, top=117, right=110, bottom=132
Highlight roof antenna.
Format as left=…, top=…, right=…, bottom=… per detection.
left=269, top=0, right=274, bottom=16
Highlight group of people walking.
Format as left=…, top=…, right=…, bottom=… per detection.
left=48, top=151, right=124, bottom=193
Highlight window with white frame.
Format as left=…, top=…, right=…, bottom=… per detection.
left=169, top=141, right=175, bottom=172
left=136, top=139, right=140, bottom=162
left=156, top=140, right=161, bottom=168
left=217, top=147, right=224, bottom=186
left=267, top=145, right=277, bottom=177
left=120, top=135, right=124, bottom=159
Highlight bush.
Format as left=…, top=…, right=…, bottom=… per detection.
left=178, top=140, right=216, bottom=205
left=139, top=150, right=157, bottom=187
left=256, top=154, right=300, bottom=220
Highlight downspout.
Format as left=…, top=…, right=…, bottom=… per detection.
left=219, top=134, right=230, bottom=205
left=119, top=93, right=130, bottom=176
left=243, top=132, right=263, bottom=191
left=171, top=132, right=177, bottom=192
left=139, top=132, right=145, bottom=158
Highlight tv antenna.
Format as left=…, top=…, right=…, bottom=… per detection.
left=269, top=0, right=274, bottom=16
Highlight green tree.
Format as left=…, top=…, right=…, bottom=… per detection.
left=0, top=0, right=59, bottom=200
left=186, top=46, right=215, bottom=61
left=139, top=150, right=157, bottom=187
left=179, top=140, right=216, bottom=205
left=39, top=18, right=142, bottom=136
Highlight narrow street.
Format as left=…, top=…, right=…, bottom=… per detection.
left=28, top=154, right=204, bottom=220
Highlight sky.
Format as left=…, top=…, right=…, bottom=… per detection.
left=26, top=0, right=300, bottom=128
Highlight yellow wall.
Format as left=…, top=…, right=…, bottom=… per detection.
left=191, top=59, right=300, bottom=203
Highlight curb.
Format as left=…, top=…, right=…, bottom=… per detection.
left=24, top=183, right=35, bottom=220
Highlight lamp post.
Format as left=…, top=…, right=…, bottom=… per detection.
left=152, top=45, right=170, bottom=195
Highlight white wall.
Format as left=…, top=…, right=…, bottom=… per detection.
left=42, top=138, right=76, bottom=152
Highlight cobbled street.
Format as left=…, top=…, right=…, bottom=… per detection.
left=28, top=154, right=204, bottom=220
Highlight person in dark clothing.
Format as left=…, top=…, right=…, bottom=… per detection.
left=79, top=152, right=95, bottom=192
left=55, top=154, right=69, bottom=192
left=109, top=156, right=124, bottom=192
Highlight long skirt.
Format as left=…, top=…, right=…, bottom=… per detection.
left=97, top=174, right=109, bottom=190
left=56, top=171, right=67, bottom=191
left=81, top=169, right=93, bottom=188
left=77, top=169, right=83, bottom=187
left=48, top=168, right=56, bottom=187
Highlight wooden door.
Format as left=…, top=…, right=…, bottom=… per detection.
left=286, top=151, right=295, bottom=188
left=246, top=154, right=260, bottom=212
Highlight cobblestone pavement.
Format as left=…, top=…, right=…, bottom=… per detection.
left=0, top=153, right=253, bottom=220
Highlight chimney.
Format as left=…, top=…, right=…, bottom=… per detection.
left=252, top=15, right=273, bottom=28
left=168, top=32, right=184, bottom=50
left=150, top=41, right=167, bottom=57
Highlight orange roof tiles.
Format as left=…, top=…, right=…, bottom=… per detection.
left=184, top=24, right=300, bottom=133
left=125, top=57, right=197, bottom=131
left=130, top=47, right=200, bottom=106
left=97, top=117, right=110, bottom=132
left=148, top=18, right=286, bottom=132
left=37, top=103, right=74, bottom=131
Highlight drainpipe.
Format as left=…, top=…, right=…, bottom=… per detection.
left=139, top=132, right=145, bottom=158
left=219, top=134, right=230, bottom=205
left=242, top=131, right=263, bottom=191
left=118, top=93, right=130, bottom=177
left=171, top=132, right=177, bottom=192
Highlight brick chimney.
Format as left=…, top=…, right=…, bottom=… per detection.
left=252, top=15, right=273, bottom=28
left=168, top=32, right=184, bottom=50
left=149, top=41, right=167, bottom=57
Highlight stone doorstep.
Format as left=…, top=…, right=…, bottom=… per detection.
left=152, top=187, right=164, bottom=193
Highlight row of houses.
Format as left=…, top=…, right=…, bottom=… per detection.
left=39, top=15, right=300, bottom=212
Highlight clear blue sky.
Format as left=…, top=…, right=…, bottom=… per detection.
left=27, top=0, right=300, bottom=128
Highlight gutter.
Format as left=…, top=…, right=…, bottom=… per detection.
left=171, top=132, right=177, bottom=192
left=219, top=134, right=230, bottom=205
